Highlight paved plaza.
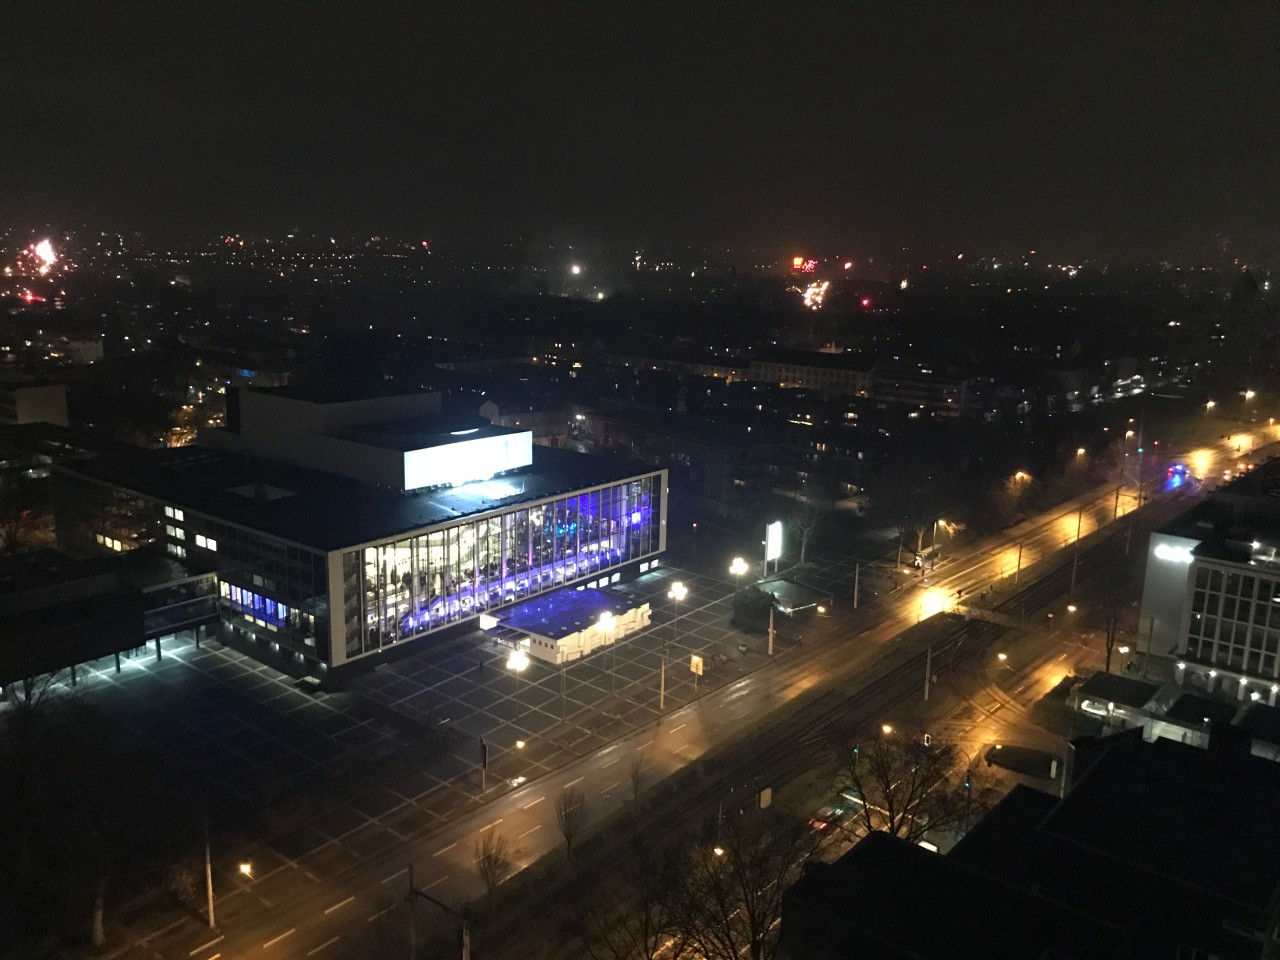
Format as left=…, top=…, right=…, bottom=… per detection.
left=16, top=548, right=883, bottom=907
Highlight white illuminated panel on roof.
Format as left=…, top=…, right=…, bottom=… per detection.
left=403, top=431, right=533, bottom=490
left=1154, top=543, right=1194, bottom=564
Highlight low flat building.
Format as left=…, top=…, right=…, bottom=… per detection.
left=489, top=586, right=651, bottom=665
left=0, top=549, right=217, bottom=697
left=0, top=377, right=68, bottom=427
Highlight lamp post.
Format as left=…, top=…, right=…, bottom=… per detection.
left=729, top=556, right=749, bottom=591
left=599, top=611, right=616, bottom=694
left=507, top=647, right=530, bottom=719
left=664, top=582, right=688, bottom=712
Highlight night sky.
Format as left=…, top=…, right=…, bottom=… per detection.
left=2, top=2, right=1277, bottom=261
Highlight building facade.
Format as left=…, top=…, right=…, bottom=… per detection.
left=1140, top=464, right=1280, bottom=700
left=54, top=385, right=666, bottom=673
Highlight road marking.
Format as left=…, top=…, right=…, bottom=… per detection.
left=380, top=867, right=407, bottom=885
left=324, top=896, right=354, bottom=915
left=425, top=875, right=449, bottom=890
left=603, top=781, right=620, bottom=792
left=307, top=938, right=340, bottom=956
left=433, top=841, right=457, bottom=857
left=367, top=906, right=395, bottom=922
left=566, top=776, right=584, bottom=788
left=262, top=929, right=295, bottom=950
left=639, top=740, right=653, bottom=749
left=518, top=824, right=542, bottom=838
left=479, top=818, right=503, bottom=832
left=189, top=936, right=224, bottom=956
left=670, top=723, right=686, bottom=733
left=735, top=710, right=750, bottom=719
left=602, top=757, right=620, bottom=767
left=523, top=795, right=545, bottom=809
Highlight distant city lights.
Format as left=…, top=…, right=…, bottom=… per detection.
left=843, top=261, right=853, bottom=270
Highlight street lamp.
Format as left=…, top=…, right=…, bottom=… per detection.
left=729, top=556, right=749, bottom=590
left=599, top=611, right=617, bottom=694
left=507, top=647, right=530, bottom=718
left=1206, top=400, right=1216, bottom=412
left=881, top=723, right=893, bottom=735
left=663, top=582, right=688, bottom=712
left=1076, top=447, right=1086, bottom=457
left=570, top=264, right=582, bottom=276
left=997, top=652, right=1008, bottom=662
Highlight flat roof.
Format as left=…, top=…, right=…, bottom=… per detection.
left=329, top=415, right=521, bottom=453
left=253, top=382, right=430, bottom=404
left=757, top=576, right=832, bottom=611
left=1076, top=672, right=1160, bottom=710
left=61, top=444, right=659, bottom=553
left=1164, top=692, right=1239, bottom=727
left=785, top=831, right=1121, bottom=960
left=1040, top=736, right=1280, bottom=912
left=497, top=587, right=641, bottom=640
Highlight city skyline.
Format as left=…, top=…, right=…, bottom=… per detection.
left=3, top=2, right=1278, bottom=263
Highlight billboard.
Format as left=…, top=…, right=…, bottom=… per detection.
left=765, top=520, right=784, bottom=562
left=403, top=431, right=533, bottom=490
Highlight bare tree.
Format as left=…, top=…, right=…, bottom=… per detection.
left=839, top=732, right=996, bottom=844
left=555, top=787, right=589, bottom=862
left=668, top=809, right=816, bottom=960
left=629, top=753, right=645, bottom=804
left=1100, top=595, right=1123, bottom=673
left=475, top=830, right=513, bottom=900
left=581, top=861, right=691, bottom=960
left=788, top=502, right=820, bottom=564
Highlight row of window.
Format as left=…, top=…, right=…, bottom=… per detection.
left=195, top=533, right=218, bottom=552
left=167, top=543, right=187, bottom=559
left=166, top=524, right=185, bottom=541
left=96, top=533, right=124, bottom=551
left=164, top=505, right=185, bottom=522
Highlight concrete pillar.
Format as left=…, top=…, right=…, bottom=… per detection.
left=1238, top=677, right=1249, bottom=701
left=114, top=652, right=121, bottom=673
left=1270, top=684, right=1278, bottom=708
left=1206, top=670, right=1218, bottom=693
left=155, top=637, right=162, bottom=662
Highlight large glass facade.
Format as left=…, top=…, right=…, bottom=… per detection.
left=1185, top=563, right=1280, bottom=679
left=342, top=474, right=663, bottom=660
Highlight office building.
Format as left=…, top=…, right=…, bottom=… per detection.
left=53, top=385, right=666, bottom=673
left=1140, top=459, right=1280, bottom=700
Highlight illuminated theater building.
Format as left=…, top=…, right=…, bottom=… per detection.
left=54, top=385, right=666, bottom=672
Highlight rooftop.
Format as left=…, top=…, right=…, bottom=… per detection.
left=497, top=587, right=640, bottom=640
left=1164, top=692, right=1240, bottom=727
left=61, top=444, right=658, bottom=552
left=1075, top=672, right=1160, bottom=710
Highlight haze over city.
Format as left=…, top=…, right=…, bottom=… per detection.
left=3, top=2, right=1279, bottom=262
left=3, top=5, right=1280, bottom=960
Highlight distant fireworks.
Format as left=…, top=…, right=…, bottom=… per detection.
left=13, top=238, right=66, bottom=279
left=802, top=280, right=830, bottom=310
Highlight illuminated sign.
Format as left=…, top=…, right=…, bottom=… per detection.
left=792, top=256, right=804, bottom=270
left=765, top=520, right=784, bottom=562
left=690, top=654, right=703, bottom=676
left=403, top=431, right=533, bottom=490
left=1154, top=543, right=1194, bottom=564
